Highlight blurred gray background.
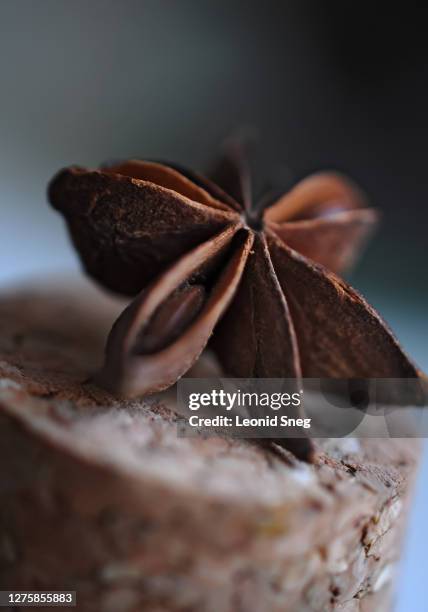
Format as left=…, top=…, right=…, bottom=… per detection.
left=0, top=2, right=426, bottom=609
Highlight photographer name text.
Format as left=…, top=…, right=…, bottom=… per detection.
left=186, top=389, right=311, bottom=430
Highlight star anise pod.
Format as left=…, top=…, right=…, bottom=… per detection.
left=48, top=148, right=426, bottom=460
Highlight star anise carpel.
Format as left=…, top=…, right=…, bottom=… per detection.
left=48, top=148, right=426, bottom=461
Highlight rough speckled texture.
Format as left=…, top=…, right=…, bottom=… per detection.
left=48, top=167, right=234, bottom=295
left=0, top=279, right=420, bottom=612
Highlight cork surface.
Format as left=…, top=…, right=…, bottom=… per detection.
left=0, top=278, right=420, bottom=612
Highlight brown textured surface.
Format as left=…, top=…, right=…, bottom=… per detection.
left=267, top=231, right=422, bottom=379
left=48, top=167, right=235, bottom=295
left=211, top=232, right=301, bottom=378
left=94, top=226, right=254, bottom=397
left=0, top=278, right=421, bottom=612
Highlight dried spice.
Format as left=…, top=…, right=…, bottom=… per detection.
left=48, top=147, right=426, bottom=460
